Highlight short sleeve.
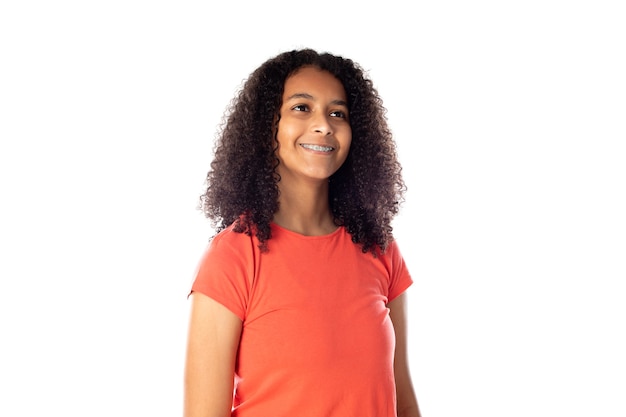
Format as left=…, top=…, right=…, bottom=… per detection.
left=189, top=229, right=256, bottom=321
left=385, top=240, right=413, bottom=302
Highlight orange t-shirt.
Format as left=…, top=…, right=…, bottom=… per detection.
left=190, top=222, right=413, bottom=417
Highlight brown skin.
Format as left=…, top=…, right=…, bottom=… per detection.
left=184, top=293, right=242, bottom=417
left=184, top=65, right=422, bottom=417
left=389, top=293, right=423, bottom=417
left=272, top=67, right=352, bottom=236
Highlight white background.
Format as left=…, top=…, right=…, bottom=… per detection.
left=1, top=1, right=625, bottom=416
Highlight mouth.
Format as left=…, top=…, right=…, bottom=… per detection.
left=300, top=144, right=335, bottom=152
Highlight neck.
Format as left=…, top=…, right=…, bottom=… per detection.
left=273, top=179, right=336, bottom=236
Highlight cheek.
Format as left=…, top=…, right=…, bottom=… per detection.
left=338, top=140, right=352, bottom=166
left=274, top=127, right=297, bottom=163
left=341, top=130, right=352, bottom=153
left=276, top=120, right=297, bottom=146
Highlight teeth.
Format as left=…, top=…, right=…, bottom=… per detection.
left=301, top=144, right=334, bottom=152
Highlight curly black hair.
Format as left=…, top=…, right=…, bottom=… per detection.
left=199, top=48, right=406, bottom=254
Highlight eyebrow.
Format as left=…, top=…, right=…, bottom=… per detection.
left=286, top=93, right=348, bottom=107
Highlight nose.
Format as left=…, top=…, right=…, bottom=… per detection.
left=311, top=113, right=333, bottom=136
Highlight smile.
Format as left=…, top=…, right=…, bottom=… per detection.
left=300, top=144, right=335, bottom=152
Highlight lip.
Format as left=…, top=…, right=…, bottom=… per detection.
left=300, top=143, right=335, bottom=152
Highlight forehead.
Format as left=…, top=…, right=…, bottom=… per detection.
left=283, top=67, right=347, bottom=101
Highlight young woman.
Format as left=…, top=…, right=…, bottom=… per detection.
left=184, top=48, right=422, bottom=417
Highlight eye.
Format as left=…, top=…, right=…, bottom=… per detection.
left=330, top=110, right=348, bottom=119
left=292, top=104, right=309, bottom=112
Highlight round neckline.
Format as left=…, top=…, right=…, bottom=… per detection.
left=270, top=222, right=344, bottom=240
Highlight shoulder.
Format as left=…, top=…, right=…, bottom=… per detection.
left=199, top=222, right=261, bottom=270
left=380, top=238, right=405, bottom=263
left=375, top=238, right=411, bottom=280
left=210, top=221, right=258, bottom=249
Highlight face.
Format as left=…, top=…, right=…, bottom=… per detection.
left=275, top=66, right=352, bottom=185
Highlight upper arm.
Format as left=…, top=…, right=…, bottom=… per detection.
left=388, top=292, right=422, bottom=417
left=184, top=292, right=243, bottom=417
